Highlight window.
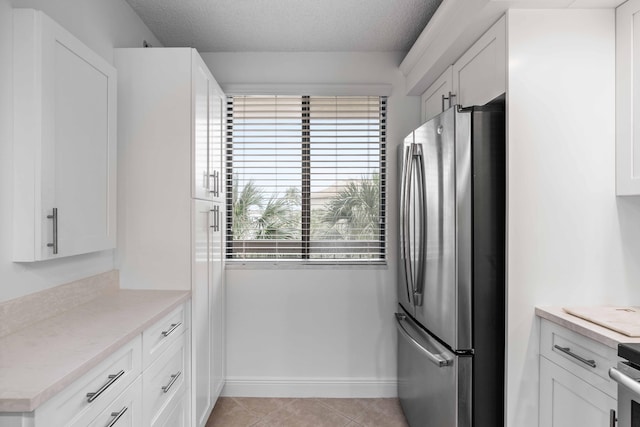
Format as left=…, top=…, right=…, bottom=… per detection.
left=225, top=95, right=386, bottom=262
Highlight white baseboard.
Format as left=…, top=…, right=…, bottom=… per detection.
left=221, top=377, right=398, bottom=398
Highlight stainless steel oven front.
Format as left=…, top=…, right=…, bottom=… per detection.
left=610, top=361, right=640, bottom=427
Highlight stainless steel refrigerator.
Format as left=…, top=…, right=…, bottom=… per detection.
left=396, top=100, right=505, bottom=427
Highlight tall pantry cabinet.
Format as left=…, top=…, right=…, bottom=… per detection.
left=115, top=48, right=225, bottom=427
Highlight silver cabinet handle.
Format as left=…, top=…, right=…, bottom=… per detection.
left=209, top=170, right=219, bottom=196
left=441, top=91, right=457, bottom=111
left=86, top=370, right=125, bottom=402
left=161, top=322, right=182, bottom=337
left=553, top=345, right=596, bottom=368
left=210, top=206, right=219, bottom=231
left=395, top=313, right=452, bottom=367
left=161, top=371, right=182, bottom=393
left=46, top=208, right=58, bottom=254
left=105, top=407, right=128, bottom=427
left=610, top=367, right=640, bottom=398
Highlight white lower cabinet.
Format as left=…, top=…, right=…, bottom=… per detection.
left=538, top=319, right=617, bottom=427
left=143, top=334, right=187, bottom=426
left=10, top=303, right=189, bottom=427
left=34, top=336, right=142, bottom=426
left=86, top=377, right=143, bottom=427
left=540, top=357, right=615, bottom=427
left=156, top=394, right=187, bottom=427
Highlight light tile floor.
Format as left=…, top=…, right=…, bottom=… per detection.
left=206, top=397, right=410, bottom=427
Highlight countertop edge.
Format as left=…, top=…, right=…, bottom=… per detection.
left=0, top=290, right=190, bottom=413
left=535, top=306, right=640, bottom=349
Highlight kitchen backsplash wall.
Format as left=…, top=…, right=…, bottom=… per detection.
left=0, top=0, right=159, bottom=302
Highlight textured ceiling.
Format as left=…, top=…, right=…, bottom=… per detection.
left=125, top=0, right=443, bottom=52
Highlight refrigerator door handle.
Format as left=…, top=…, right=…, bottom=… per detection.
left=413, top=144, right=426, bottom=306
left=395, top=313, right=453, bottom=367
left=403, top=145, right=415, bottom=301
left=399, top=145, right=409, bottom=302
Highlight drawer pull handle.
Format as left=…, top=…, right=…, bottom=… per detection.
left=161, top=371, right=182, bottom=393
left=86, top=370, right=125, bottom=402
left=105, top=406, right=128, bottom=427
left=161, top=322, right=182, bottom=337
left=553, top=345, right=597, bottom=368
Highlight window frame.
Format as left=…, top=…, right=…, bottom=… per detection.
left=225, top=94, right=387, bottom=265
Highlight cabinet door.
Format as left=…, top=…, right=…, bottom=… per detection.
left=13, top=10, right=117, bottom=261
left=155, top=394, right=187, bottom=427
left=539, top=356, right=616, bottom=427
left=421, top=66, right=453, bottom=122
left=193, top=56, right=211, bottom=201
left=616, top=0, right=640, bottom=195
left=209, top=85, right=224, bottom=202
left=192, top=199, right=213, bottom=427
left=452, top=15, right=506, bottom=108
left=210, top=202, right=225, bottom=401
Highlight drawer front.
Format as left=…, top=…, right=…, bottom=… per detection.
left=152, top=389, right=187, bottom=427
left=142, top=304, right=186, bottom=368
left=540, top=319, right=618, bottom=397
left=85, top=376, right=142, bottom=427
left=143, top=332, right=186, bottom=426
left=35, top=336, right=142, bottom=427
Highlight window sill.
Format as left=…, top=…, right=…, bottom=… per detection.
left=224, top=260, right=388, bottom=270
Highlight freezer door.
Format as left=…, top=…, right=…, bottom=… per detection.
left=395, top=311, right=471, bottom=427
left=412, top=107, right=470, bottom=349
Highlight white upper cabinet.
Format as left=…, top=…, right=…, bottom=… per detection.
left=452, top=16, right=506, bottom=108
left=421, top=66, right=453, bottom=122
left=193, top=55, right=224, bottom=202
left=13, top=9, right=117, bottom=261
left=209, top=85, right=224, bottom=202
left=420, top=16, right=505, bottom=120
left=616, top=0, right=640, bottom=195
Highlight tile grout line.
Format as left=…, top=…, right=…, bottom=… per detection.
left=313, top=398, right=366, bottom=424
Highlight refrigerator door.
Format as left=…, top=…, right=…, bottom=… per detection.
left=412, top=107, right=473, bottom=350
left=395, top=309, right=471, bottom=427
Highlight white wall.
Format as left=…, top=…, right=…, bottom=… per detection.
left=506, top=9, right=640, bottom=427
left=0, top=0, right=160, bottom=302
left=201, top=52, right=421, bottom=397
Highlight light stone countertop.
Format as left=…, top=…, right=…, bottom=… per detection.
left=0, top=289, right=190, bottom=412
left=536, top=306, right=640, bottom=349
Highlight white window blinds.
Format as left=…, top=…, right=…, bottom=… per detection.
left=226, top=95, right=386, bottom=262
